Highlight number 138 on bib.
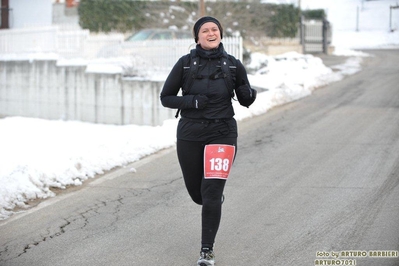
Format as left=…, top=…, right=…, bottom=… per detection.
left=204, top=144, right=236, bottom=179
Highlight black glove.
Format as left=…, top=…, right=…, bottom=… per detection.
left=192, top=94, right=209, bottom=109
left=235, top=84, right=257, bottom=107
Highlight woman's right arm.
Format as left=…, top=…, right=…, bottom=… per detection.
left=160, top=57, right=196, bottom=110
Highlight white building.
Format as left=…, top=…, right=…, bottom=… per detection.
left=3, top=0, right=52, bottom=29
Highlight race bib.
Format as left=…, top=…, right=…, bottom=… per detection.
left=204, top=144, right=236, bottom=179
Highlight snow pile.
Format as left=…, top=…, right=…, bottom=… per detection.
left=0, top=51, right=363, bottom=220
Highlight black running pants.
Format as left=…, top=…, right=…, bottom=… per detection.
left=176, top=137, right=237, bottom=249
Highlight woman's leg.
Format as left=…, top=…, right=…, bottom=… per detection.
left=177, top=137, right=237, bottom=249
left=176, top=139, right=204, bottom=205
left=201, top=137, right=237, bottom=249
left=201, top=178, right=226, bottom=249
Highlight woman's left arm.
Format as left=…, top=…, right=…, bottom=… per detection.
left=235, top=60, right=251, bottom=87
left=235, top=60, right=257, bottom=107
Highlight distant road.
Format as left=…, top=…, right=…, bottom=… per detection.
left=1, top=50, right=398, bottom=266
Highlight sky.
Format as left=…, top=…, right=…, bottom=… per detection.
left=1, top=0, right=399, bottom=220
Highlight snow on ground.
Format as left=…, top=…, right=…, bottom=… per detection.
left=1, top=0, right=399, bottom=220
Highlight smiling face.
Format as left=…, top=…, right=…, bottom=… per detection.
left=197, top=22, right=221, bottom=50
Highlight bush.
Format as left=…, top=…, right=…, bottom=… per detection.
left=268, top=4, right=300, bottom=38
left=78, top=0, right=147, bottom=33
left=78, top=0, right=311, bottom=39
left=301, top=9, right=326, bottom=20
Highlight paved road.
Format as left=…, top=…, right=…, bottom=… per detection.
left=1, top=50, right=399, bottom=266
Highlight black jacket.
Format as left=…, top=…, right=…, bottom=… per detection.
left=160, top=44, right=255, bottom=141
left=161, top=44, right=254, bottom=118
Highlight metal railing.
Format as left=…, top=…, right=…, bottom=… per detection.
left=97, top=36, right=243, bottom=72
left=301, top=19, right=332, bottom=54
left=0, top=26, right=243, bottom=72
left=0, top=26, right=124, bottom=59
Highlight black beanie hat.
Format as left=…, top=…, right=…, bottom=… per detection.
left=193, top=16, right=223, bottom=43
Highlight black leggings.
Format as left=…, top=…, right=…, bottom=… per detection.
left=176, top=137, right=237, bottom=249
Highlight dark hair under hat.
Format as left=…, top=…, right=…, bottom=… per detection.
left=193, top=16, right=223, bottom=43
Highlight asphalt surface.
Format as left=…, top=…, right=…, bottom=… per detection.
left=1, top=50, right=399, bottom=266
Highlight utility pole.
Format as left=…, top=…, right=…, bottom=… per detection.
left=0, top=0, right=10, bottom=29
left=298, top=0, right=304, bottom=49
left=199, top=0, right=205, bottom=18
left=390, top=5, right=399, bottom=32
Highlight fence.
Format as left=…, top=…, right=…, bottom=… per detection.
left=0, top=26, right=243, bottom=70
left=0, top=26, right=125, bottom=59
left=0, top=26, right=59, bottom=54
left=97, top=36, right=243, bottom=74
left=301, top=19, right=332, bottom=54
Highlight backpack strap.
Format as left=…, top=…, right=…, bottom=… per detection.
left=175, top=50, right=199, bottom=118
left=220, top=51, right=236, bottom=98
left=182, top=49, right=199, bottom=96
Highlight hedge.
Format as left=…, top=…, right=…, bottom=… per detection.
left=78, top=0, right=322, bottom=38
left=78, top=0, right=147, bottom=32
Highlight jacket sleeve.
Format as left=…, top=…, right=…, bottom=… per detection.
left=234, top=60, right=257, bottom=108
left=160, top=56, right=195, bottom=110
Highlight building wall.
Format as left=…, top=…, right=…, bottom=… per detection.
left=9, top=0, right=52, bottom=28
